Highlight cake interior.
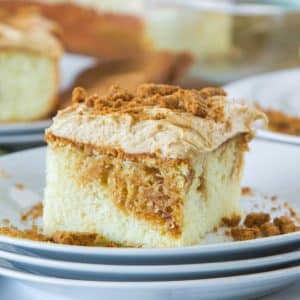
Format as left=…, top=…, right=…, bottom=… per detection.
left=44, top=134, right=246, bottom=248
left=0, top=50, right=58, bottom=121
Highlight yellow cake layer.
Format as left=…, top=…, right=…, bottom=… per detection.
left=0, top=50, right=58, bottom=121
left=44, top=136, right=244, bottom=248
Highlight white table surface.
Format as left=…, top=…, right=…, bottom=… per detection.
left=0, top=278, right=299, bottom=300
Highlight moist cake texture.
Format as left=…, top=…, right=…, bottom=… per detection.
left=0, top=10, right=62, bottom=121
left=44, top=84, right=265, bottom=247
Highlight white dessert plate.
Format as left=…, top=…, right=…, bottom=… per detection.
left=0, top=260, right=299, bottom=300
left=224, top=68, right=300, bottom=145
left=0, top=120, right=52, bottom=135
left=0, top=139, right=299, bottom=264
left=0, top=246, right=299, bottom=281
left=0, top=53, right=96, bottom=136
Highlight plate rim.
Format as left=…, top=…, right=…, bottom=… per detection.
left=0, top=261, right=299, bottom=288
left=0, top=119, right=52, bottom=134
left=1, top=231, right=300, bottom=257
left=0, top=248, right=299, bottom=274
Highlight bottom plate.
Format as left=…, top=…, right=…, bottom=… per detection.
left=0, top=260, right=299, bottom=300
left=0, top=247, right=299, bottom=281
left=0, top=133, right=45, bottom=146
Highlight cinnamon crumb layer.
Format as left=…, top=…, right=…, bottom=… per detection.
left=47, top=84, right=266, bottom=160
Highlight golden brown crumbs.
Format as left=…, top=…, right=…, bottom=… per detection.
left=221, top=215, right=241, bottom=227
left=271, top=207, right=277, bottom=212
left=274, top=216, right=300, bottom=234
left=289, top=208, right=297, bottom=218
left=231, top=227, right=260, bottom=241
left=0, top=226, right=49, bottom=242
left=264, top=109, right=300, bottom=137
left=244, top=213, right=270, bottom=228
left=274, top=216, right=293, bottom=226
left=0, top=225, right=119, bottom=247
left=21, top=203, right=43, bottom=221
left=271, top=195, right=278, bottom=201
left=15, top=183, right=24, bottom=190
left=241, top=186, right=253, bottom=196
left=260, top=222, right=280, bottom=237
left=225, top=229, right=231, bottom=237
left=71, top=84, right=228, bottom=121
left=52, top=231, right=97, bottom=246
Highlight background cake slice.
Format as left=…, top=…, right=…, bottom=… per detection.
left=44, top=84, right=265, bottom=248
left=0, top=10, right=62, bottom=122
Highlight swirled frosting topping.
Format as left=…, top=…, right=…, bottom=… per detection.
left=47, top=84, right=266, bottom=160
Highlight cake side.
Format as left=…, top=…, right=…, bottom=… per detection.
left=44, top=133, right=246, bottom=247
left=0, top=49, right=59, bottom=121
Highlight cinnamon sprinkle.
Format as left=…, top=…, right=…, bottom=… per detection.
left=264, top=109, right=300, bottom=136
left=228, top=214, right=299, bottom=241
left=15, top=183, right=24, bottom=190
left=0, top=226, right=119, bottom=247
left=221, top=215, right=241, bottom=227
left=242, top=186, right=253, bottom=196
left=21, top=203, right=43, bottom=221
left=72, top=84, right=228, bottom=122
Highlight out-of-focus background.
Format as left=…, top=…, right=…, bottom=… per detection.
left=0, top=0, right=300, bottom=150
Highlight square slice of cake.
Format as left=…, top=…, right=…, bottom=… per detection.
left=0, top=10, right=62, bottom=121
left=44, top=84, right=265, bottom=247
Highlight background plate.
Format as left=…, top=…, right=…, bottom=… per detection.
left=224, top=68, right=300, bottom=145
left=0, top=260, right=299, bottom=300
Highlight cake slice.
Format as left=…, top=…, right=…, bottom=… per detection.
left=44, top=84, right=265, bottom=248
left=0, top=10, right=62, bottom=122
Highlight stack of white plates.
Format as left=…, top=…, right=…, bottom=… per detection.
left=0, top=120, right=51, bottom=149
left=0, top=138, right=299, bottom=300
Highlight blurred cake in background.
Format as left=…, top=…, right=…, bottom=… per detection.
left=1, top=0, right=232, bottom=64
left=1, top=0, right=148, bottom=58
left=3, top=0, right=299, bottom=87
left=0, top=9, right=63, bottom=121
